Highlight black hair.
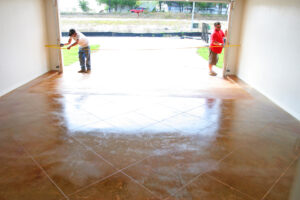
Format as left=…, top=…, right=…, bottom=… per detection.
left=214, top=22, right=221, bottom=27
left=68, top=29, right=76, bottom=36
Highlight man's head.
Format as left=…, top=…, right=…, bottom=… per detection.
left=214, top=22, right=221, bottom=31
left=68, top=29, right=76, bottom=37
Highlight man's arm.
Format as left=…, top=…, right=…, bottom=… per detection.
left=67, top=39, right=79, bottom=50
left=212, top=35, right=222, bottom=46
left=212, top=41, right=222, bottom=46
left=60, top=37, right=72, bottom=47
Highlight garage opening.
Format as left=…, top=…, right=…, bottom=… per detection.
left=56, top=0, right=233, bottom=98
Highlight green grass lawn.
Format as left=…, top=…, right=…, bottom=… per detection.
left=62, top=44, right=100, bottom=66
left=197, top=47, right=224, bottom=68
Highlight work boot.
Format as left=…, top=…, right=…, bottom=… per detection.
left=78, top=69, right=86, bottom=73
left=209, top=71, right=217, bottom=76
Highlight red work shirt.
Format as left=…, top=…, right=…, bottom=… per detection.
left=210, top=29, right=225, bottom=54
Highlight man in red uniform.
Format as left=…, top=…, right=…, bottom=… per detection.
left=208, top=22, right=227, bottom=76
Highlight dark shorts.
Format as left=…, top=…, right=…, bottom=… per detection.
left=209, top=48, right=219, bottom=65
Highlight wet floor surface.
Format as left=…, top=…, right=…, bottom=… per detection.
left=0, top=37, right=300, bottom=200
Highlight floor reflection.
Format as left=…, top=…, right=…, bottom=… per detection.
left=0, top=37, right=299, bottom=199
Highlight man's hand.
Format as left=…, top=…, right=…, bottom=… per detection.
left=67, top=46, right=71, bottom=50
left=213, top=42, right=222, bottom=46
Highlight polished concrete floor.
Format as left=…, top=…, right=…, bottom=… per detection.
left=1, top=37, right=300, bottom=200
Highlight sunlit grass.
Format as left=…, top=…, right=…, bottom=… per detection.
left=62, top=44, right=100, bottom=66
left=197, top=47, right=224, bottom=68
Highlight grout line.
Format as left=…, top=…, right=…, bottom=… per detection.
left=68, top=118, right=115, bottom=133
left=156, top=102, right=198, bottom=115
left=67, top=105, right=161, bottom=133
left=142, top=103, right=218, bottom=132
left=66, top=95, right=207, bottom=134
left=206, top=174, right=257, bottom=200
left=260, top=155, right=300, bottom=200
left=62, top=95, right=109, bottom=123
left=67, top=169, right=121, bottom=197
left=71, top=136, right=117, bottom=168
left=67, top=155, right=153, bottom=197
left=134, top=111, right=185, bottom=133
left=70, top=136, right=161, bottom=199
left=136, top=106, right=184, bottom=124
left=163, top=150, right=235, bottom=200
left=14, top=140, right=69, bottom=200
left=120, top=171, right=163, bottom=200
left=64, top=94, right=156, bottom=125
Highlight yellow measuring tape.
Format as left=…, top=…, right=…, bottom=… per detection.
left=45, top=44, right=240, bottom=51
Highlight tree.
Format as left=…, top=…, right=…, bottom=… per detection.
left=196, top=2, right=208, bottom=10
left=176, top=2, right=189, bottom=13
left=158, top=1, right=163, bottom=11
left=207, top=3, right=217, bottom=8
left=79, top=0, right=90, bottom=12
left=195, top=2, right=216, bottom=10
left=96, top=0, right=137, bottom=12
left=218, top=3, right=228, bottom=14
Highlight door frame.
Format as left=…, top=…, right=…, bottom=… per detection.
left=223, top=0, right=234, bottom=77
left=53, top=0, right=233, bottom=74
left=54, top=0, right=63, bottom=73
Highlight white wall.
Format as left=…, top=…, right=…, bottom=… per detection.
left=0, top=0, right=52, bottom=96
left=235, top=0, right=300, bottom=120
left=45, top=0, right=62, bottom=72
left=224, top=0, right=245, bottom=75
left=290, top=159, right=300, bottom=200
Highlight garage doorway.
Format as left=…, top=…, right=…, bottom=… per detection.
left=54, top=0, right=234, bottom=97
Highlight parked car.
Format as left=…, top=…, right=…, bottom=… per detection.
left=130, top=7, right=146, bottom=14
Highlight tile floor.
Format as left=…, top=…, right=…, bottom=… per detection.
left=0, top=37, right=300, bottom=200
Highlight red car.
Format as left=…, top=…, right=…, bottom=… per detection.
left=130, top=7, right=146, bottom=14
